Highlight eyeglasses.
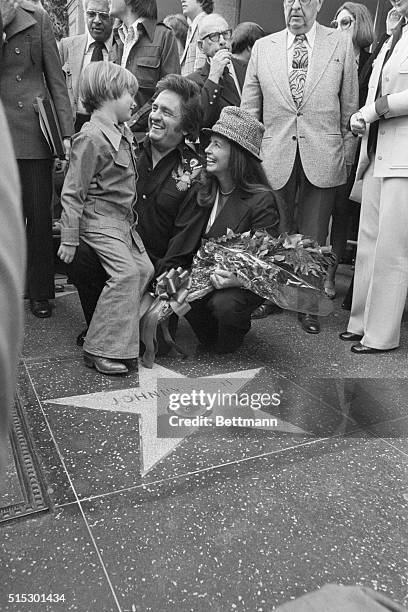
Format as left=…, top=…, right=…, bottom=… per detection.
left=86, top=10, right=111, bottom=21
left=285, top=0, right=312, bottom=6
left=330, top=16, right=355, bottom=29
left=201, top=29, right=232, bottom=43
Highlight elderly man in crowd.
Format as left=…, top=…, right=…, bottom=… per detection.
left=66, top=75, right=209, bottom=348
left=187, top=13, right=246, bottom=128
left=180, top=0, right=213, bottom=75
left=109, top=0, right=180, bottom=142
left=241, top=0, right=358, bottom=334
left=59, top=0, right=115, bottom=132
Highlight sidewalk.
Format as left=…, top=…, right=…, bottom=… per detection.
left=1, top=268, right=407, bottom=611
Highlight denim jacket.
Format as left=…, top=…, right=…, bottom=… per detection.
left=60, top=113, right=141, bottom=248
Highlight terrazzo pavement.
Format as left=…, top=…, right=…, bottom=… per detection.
left=1, top=270, right=407, bottom=611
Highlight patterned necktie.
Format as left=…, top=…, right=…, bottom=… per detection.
left=90, top=41, right=105, bottom=62
left=289, top=34, right=308, bottom=107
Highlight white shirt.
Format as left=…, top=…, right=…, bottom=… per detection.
left=286, top=21, right=317, bottom=72
left=77, top=32, right=113, bottom=114
left=118, top=19, right=143, bottom=68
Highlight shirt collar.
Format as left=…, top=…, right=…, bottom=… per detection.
left=141, top=136, right=186, bottom=162
left=287, top=20, right=317, bottom=49
left=90, top=112, right=133, bottom=151
left=86, top=31, right=113, bottom=53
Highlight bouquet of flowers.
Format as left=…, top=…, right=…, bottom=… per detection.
left=187, top=230, right=336, bottom=316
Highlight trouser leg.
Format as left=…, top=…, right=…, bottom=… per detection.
left=18, top=159, right=54, bottom=300
left=360, top=176, right=408, bottom=349
left=82, top=234, right=154, bottom=359
left=347, top=160, right=380, bottom=337
left=67, top=240, right=107, bottom=325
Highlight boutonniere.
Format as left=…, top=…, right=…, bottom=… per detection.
left=172, top=157, right=203, bottom=192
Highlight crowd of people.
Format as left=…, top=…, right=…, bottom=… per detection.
left=1, top=0, right=408, bottom=377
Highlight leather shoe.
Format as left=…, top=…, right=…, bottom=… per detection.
left=339, top=331, right=363, bottom=341
left=83, top=352, right=128, bottom=375
left=76, top=328, right=88, bottom=347
left=30, top=299, right=52, bottom=318
left=251, top=302, right=281, bottom=319
left=122, top=358, right=138, bottom=372
left=351, top=342, right=396, bottom=354
left=300, top=313, right=320, bottom=334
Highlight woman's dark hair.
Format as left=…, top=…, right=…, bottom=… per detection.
left=163, top=14, right=189, bottom=48
left=199, top=0, right=214, bottom=14
left=126, top=0, right=157, bottom=20
left=335, top=2, right=375, bottom=49
left=154, top=74, right=203, bottom=141
left=198, top=138, right=273, bottom=208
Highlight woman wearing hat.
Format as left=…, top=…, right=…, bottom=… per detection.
left=185, top=106, right=280, bottom=354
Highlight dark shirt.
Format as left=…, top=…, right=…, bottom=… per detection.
left=135, top=138, right=208, bottom=275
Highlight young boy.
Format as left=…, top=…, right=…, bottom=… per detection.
left=58, top=62, right=154, bottom=375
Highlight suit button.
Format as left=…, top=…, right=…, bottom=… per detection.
left=378, top=156, right=383, bottom=160
left=385, top=77, right=390, bottom=81
left=142, top=194, right=146, bottom=199
left=214, top=89, right=218, bottom=93
left=297, top=111, right=302, bottom=116
left=16, top=75, right=22, bottom=82
left=17, top=101, right=23, bottom=108
left=380, top=130, right=385, bottom=136
left=292, top=135, right=297, bottom=141
left=15, top=47, right=21, bottom=54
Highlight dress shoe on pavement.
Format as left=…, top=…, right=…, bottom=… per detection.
left=30, top=299, right=52, bottom=318
left=83, top=352, right=128, bottom=375
left=251, top=302, right=281, bottom=319
left=339, top=331, right=363, bottom=342
left=350, top=343, right=396, bottom=355
left=122, top=359, right=138, bottom=372
left=76, top=328, right=88, bottom=347
left=300, top=313, right=320, bottom=334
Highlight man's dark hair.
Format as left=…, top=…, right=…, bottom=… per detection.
left=126, top=0, right=157, bottom=19
left=198, top=0, right=214, bottom=14
left=155, top=74, right=203, bottom=141
left=231, top=22, right=265, bottom=55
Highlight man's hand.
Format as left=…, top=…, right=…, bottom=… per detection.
left=0, top=0, right=21, bottom=27
left=208, top=50, right=232, bottom=83
left=210, top=268, right=242, bottom=290
left=350, top=112, right=367, bottom=136
left=57, top=244, right=76, bottom=264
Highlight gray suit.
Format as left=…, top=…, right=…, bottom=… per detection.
left=59, top=34, right=117, bottom=119
left=241, top=23, right=358, bottom=241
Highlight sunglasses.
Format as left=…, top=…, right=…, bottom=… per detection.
left=286, top=0, right=312, bottom=5
left=201, top=29, right=232, bottom=43
left=330, top=16, right=354, bottom=29
left=86, top=10, right=111, bottom=21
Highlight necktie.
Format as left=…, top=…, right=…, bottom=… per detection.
left=289, top=34, right=308, bottom=107
left=90, top=41, right=105, bottom=62
left=223, top=66, right=239, bottom=97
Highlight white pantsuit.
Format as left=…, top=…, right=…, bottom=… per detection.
left=347, top=24, right=408, bottom=349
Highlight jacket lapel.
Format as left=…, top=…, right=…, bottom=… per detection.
left=267, top=31, right=296, bottom=109
left=301, top=23, right=337, bottom=107
left=6, top=6, right=37, bottom=39
left=70, top=35, right=87, bottom=99
left=181, top=20, right=198, bottom=64
left=206, top=190, right=249, bottom=237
